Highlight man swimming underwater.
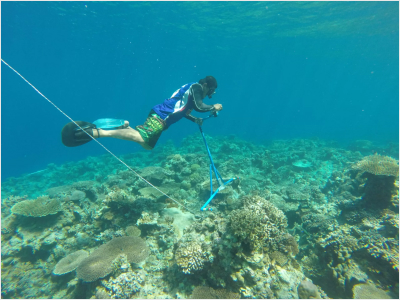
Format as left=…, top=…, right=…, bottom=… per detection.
left=62, top=76, right=223, bottom=150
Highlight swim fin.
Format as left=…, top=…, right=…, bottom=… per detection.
left=61, top=121, right=98, bottom=147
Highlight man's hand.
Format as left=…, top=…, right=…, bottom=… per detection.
left=213, top=104, right=223, bottom=111
left=195, top=118, right=203, bottom=126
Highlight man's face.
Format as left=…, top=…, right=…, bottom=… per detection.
left=207, top=86, right=216, bottom=99
left=203, top=83, right=216, bottom=99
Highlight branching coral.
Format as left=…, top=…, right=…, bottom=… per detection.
left=270, top=251, right=289, bottom=267
left=105, top=186, right=136, bottom=205
left=229, top=195, right=288, bottom=251
left=175, top=241, right=210, bottom=274
left=276, top=233, right=299, bottom=256
left=360, top=235, right=399, bottom=271
left=284, top=184, right=310, bottom=201
left=317, top=225, right=360, bottom=263
left=11, top=195, right=62, bottom=217
left=101, top=270, right=145, bottom=298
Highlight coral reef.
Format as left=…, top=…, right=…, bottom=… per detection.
left=1, top=135, right=398, bottom=299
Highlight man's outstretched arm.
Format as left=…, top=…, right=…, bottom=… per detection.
left=191, top=84, right=215, bottom=112
left=185, top=112, right=203, bottom=125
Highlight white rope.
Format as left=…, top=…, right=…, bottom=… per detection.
left=1, top=59, right=199, bottom=216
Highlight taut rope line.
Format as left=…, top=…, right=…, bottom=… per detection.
left=1, top=59, right=198, bottom=216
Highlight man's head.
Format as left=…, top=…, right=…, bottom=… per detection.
left=199, top=76, right=217, bottom=99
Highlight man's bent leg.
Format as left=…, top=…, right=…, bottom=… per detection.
left=97, top=126, right=153, bottom=150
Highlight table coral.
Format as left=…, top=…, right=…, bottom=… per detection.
left=352, top=154, right=399, bottom=177
left=53, top=250, right=89, bottom=275
left=76, top=237, right=150, bottom=282
left=11, top=195, right=62, bottom=217
left=125, top=225, right=141, bottom=237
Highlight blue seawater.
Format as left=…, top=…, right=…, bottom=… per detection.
left=1, top=2, right=398, bottom=179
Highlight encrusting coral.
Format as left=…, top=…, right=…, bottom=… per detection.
left=11, top=195, right=62, bottom=217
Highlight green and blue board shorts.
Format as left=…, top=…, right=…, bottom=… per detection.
left=135, top=110, right=166, bottom=149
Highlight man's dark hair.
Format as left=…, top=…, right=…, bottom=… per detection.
left=199, top=76, right=217, bottom=89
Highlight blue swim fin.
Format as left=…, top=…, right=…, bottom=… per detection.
left=93, top=118, right=125, bottom=129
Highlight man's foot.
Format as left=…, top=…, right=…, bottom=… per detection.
left=116, top=120, right=130, bottom=129
left=62, top=121, right=99, bottom=147
left=74, top=124, right=100, bottom=140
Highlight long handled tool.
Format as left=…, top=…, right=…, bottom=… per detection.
left=199, top=112, right=239, bottom=211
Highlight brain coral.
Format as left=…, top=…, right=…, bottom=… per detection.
left=53, top=250, right=89, bottom=275
left=175, top=241, right=210, bottom=274
left=76, top=236, right=150, bottom=282
left=11, top=195, right=62, bottom=217
left=229, top=195, right=288, bottom=251
left=352, top=154, right=399, bottom=177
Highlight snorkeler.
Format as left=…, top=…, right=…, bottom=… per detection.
left=61, top=76, right=222, bottom=150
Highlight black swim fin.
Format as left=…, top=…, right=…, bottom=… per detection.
left=61, top=121, right=98, bottom=147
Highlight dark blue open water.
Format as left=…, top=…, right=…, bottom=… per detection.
left=2, top=1, right=399, bottom=180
